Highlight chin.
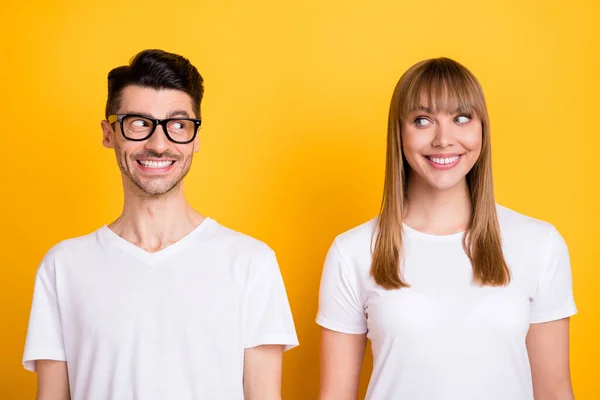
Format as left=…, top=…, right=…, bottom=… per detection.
left=417, top=164, right=471, bottom=190
left=141, top=187, right=178, bottom=196
left=423, top=175, right=465, bottom=192
left=142, top=180, right=181, bottom=195
left=128, top=174, right=181, bottom=196
left=430, top=183, right=460, bottom=191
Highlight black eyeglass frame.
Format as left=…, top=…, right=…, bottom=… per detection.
left=107, top=113, right=202, bottom=144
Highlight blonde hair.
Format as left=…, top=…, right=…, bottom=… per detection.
left=371, top=57, right=510, bottom=289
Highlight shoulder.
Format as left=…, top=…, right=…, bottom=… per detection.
left=496, top=204, right=560, bottom=244
left=496, top=205, right=568, bottom=268
left=36, top=229, right=102, bottom=274
left=204, top=219, right=286, bottom=286
left=326, top=218, right=377, bottom=277
left=333, top=218, right=377, bottom=255
left=205, top=218, right=275, bottom=259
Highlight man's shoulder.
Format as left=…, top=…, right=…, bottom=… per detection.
left=36, top=228, right=102, bottom=273
left=48, top=228, right=100, bottom=255
left=204, top=218, right=274, bottom=258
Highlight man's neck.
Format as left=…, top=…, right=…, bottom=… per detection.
left=403, top=176, right=472, bottom=236
left=108, top=184, right=205, bottom=253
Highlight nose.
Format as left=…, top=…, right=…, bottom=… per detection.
left=144, top=124, right=171, bottom=153
left=431, top=120, right=454, bottom=148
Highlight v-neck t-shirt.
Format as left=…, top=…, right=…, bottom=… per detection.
left=23, top=217, right=298, bottom=399
left=316, top=205, right=577, bottom=400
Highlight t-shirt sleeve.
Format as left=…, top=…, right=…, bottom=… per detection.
left=530, top=227, right=578, bottom=324
left=316, top=240, right=367, bottom=334
left=22, top=254, right=66, bottom=371
left=244, top=249, right=299, bottom=351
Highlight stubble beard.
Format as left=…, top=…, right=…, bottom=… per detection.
left=114, top=143, right=193, bottom=197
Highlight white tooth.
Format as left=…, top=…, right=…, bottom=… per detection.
left=430, top=156, right=460, bottom=165
left=140, top=160, right=173, bottom=168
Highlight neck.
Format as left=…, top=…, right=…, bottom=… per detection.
left=403, top=175, right=471, bottom=235
left=109, top=182, right=204, bottom=252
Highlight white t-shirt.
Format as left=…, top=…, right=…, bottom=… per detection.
left=317, top=205, right=577, bottom=400
left=23, top=217, right=298, bottom=400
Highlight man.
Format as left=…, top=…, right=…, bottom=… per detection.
left=23, top=49, right=298, bottom=399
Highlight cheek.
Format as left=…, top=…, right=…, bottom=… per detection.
left=401, top=131, right=428, bottom=161
left=115, top=141, right=139, bottom=161
left=462, top=127, right=483, bottom=154
left=173, top=144, right=193, bottom=159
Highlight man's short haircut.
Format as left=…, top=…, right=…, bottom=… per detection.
left=105, top=49, right=204, bottom=119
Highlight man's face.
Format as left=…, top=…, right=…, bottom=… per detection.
left=101, top=85, right=200, bottom=196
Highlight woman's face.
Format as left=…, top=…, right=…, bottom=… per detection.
left=401, top=103, right=483, bottom=192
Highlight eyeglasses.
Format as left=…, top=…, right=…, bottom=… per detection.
left=107, top=114, right=202, bottom=144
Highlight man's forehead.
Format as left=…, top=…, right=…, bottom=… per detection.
left=118, top=85, right=194, bottom=114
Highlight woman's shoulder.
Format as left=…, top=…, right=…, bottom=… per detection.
left=326, top=218, right=379, bottom=276
left=497, top=204, right=556, bottom=232
left=333, top=218, right=378, bottom=253
left=496, top=204, right=563, bottom=250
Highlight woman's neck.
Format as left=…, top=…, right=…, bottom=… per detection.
left=403, top=177, right=471, bottom=235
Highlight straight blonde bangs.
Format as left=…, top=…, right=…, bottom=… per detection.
left=397, top=58, right=488, bottom=125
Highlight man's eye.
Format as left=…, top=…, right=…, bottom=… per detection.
left=131, top=119, right=148, bottom=127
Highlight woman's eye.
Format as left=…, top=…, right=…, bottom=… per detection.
left=455, top=115, right=471, bottom=124
left=414, top=117, right=431, bottom=127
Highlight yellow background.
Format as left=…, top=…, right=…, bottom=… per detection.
left=1, top=0, right=598, bottom=398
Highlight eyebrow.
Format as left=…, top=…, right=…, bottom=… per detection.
left=165, top=109, right=191, bottom=118
left=122, top=110, right=192, bottom=119
left=411, top=105, right=469, bottom=114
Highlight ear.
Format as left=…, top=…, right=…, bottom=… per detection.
left=101, top=120, right=115, bottom=149
left=193, top=130, right=200, bottom=153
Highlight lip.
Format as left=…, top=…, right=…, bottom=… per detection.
left=135, top=159, right=177, bottom=174
left=424, top=154, right=463, bottom=170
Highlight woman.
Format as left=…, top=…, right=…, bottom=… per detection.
left=317, top=58, right=576, bottom=400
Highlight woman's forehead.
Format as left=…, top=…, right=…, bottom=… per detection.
left=404, top=92, right=476, bottom=115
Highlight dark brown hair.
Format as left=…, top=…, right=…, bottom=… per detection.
left=105, top=49, right=204, bottom=119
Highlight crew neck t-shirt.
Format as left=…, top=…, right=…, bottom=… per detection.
left=23, top=217, right=298, bottom=400
left=317, top=205, right=577, bottom=400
